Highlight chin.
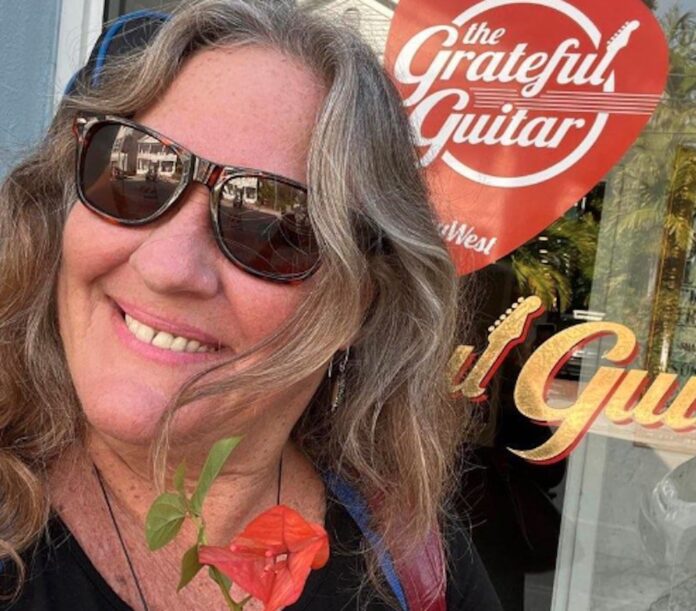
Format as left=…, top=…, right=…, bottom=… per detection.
left=85, top=410, right=164, bottom=447
left=78, top=382, right=170, bottom=446
left=83, top=386, right=239, bottom=448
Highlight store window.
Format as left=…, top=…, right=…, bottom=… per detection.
left=104, top=1, right=696, bottom=610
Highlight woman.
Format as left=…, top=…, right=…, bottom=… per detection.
left=0, top=1, right=501, bottom=609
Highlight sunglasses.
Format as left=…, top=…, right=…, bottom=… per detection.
left=72, top=114, right=319, bottom=282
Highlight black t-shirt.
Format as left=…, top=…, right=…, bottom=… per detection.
left=1, top=494, right=502, bottom=610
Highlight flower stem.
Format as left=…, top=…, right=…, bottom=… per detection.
left=190, top=512, right=208, bottom=545
left=208, top=565, right=243, bottom=611
left=192, top=514, right=244, bottom=609
left=215, top=576, right=242, bottom=611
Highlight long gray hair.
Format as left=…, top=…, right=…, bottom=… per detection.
left=0, top=0, right=472, bottom=606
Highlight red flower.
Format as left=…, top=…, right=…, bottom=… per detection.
left=199, top=504, right=329, bottom=611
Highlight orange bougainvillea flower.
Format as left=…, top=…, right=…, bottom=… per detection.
left=199, top=504, right=330, bottom=611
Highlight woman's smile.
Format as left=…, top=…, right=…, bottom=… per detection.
left=109, top=297, right=233, bottom=366
left=116, top=296, right=229, bottom=350
left=123, top=313, right=219, bottom=353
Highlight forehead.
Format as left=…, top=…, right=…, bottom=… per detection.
left=134, top=45, right=326, bottom=183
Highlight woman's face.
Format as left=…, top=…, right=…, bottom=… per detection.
left=57, top=46, right=327, bottom=445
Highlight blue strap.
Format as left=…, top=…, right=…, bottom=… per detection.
left=63, top=71, right=79, bottom=96
left=92, top=9, right=171, bottom=87
left=323, top=471, right=409, bottom=610
left=64, top=9, right=171, bottom=95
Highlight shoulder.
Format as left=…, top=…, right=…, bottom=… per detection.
left=443, top=512, right=503, bottom=611
left=0, top=512, right=123, bottom=611
left=308, top=494, right=502, bottom=611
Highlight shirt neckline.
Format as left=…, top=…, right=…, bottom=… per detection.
left=46, top=493, right=348, bottom=610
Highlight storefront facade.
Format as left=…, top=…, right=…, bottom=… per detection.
left=4, top=1, right=696, bottom=609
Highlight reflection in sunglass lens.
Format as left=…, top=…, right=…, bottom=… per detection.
left=217, top=176, right=318, bottom=279
left=80, top=123, right=183, bottom=221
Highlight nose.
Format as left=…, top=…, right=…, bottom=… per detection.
left=129, top=184, right=221, bottom=297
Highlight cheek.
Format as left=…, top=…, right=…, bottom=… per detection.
left=61, top=202, right=138, bottom=283
left=58, top=203, right=144, bottom=352
left=218, top=273, right=313, bottom=348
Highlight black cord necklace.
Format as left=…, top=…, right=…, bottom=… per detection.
left=92, top=451, right=284, bottom=611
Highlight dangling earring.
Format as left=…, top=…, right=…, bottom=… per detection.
left=328, top=347, right=350, bottom=414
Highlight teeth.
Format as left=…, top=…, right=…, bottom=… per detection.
left=124, top=313, right=218, bottom=353
left=185, top=340, right=201, bottom=353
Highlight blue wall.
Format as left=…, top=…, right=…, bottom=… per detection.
left=0, top=1, right=62, bottom=178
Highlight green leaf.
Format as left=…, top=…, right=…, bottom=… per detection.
left=177, top=544, right=203, bottom=592
left=190, top=437, right=242, bottom=514
left=208, top=565, right=232, bottom=592
left=145, top=492, right=187, bottom=550
left=173, top=460, right=187, bottom=499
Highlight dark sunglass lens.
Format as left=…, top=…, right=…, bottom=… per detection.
left=217, top=176, right=318, bottom=279
left=80, top=122, right=183, bottom=221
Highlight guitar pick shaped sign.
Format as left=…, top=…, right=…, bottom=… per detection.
left=384, top=0, right=669, bottom=275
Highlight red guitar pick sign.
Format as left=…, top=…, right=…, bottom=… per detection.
left=385, top=0, right=669, bottom=275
